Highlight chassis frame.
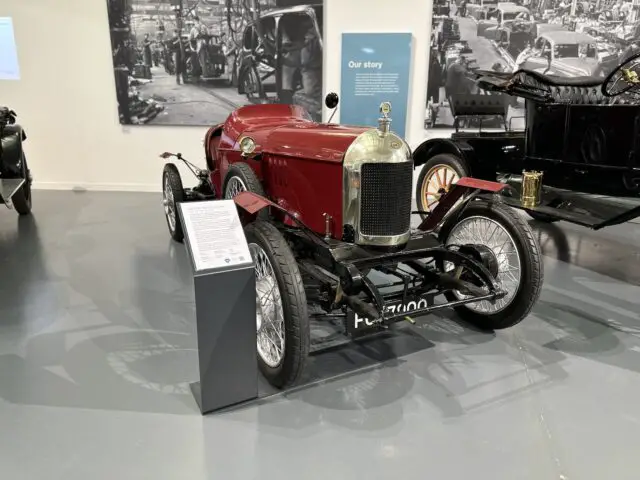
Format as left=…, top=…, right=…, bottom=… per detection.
left=231, top=178, right=509, bottom=330
left=161, top=149, right=513, bottom=327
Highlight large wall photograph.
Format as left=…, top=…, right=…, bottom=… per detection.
left=425, top=0, right=640, bottom=129
left=106, top=0, right=324, bottom=126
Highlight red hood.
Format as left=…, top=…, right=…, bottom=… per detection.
left=223, top=104, right=312, bottom=142
left=221, top=104, right=369, bottom=162
left=262, top=123, right=370, bottom=163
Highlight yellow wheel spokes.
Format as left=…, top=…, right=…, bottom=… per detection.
left=421, top=164, right=461, bottom=212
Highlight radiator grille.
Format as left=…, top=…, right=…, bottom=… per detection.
left=360, top=162, right=413, bottom=237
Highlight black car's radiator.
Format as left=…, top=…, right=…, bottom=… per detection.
left=359, top=162, right=413, bottom=237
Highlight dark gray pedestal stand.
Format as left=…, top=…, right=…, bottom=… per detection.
left=179, top=204, right=258, bottom=415
left=188, top=264, right=258, bottom=414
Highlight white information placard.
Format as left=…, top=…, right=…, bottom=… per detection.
left=0, top=18, right=20, bottom=81
left=179, top=200, right=252, bottom=272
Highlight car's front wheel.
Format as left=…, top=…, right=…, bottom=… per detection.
left=439, top=200, right=543, bottom=330
left=223, top=162, right=268, bottom=219
left=245, top=221, right=310, bottom=388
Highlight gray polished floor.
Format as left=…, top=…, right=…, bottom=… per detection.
left=1, top=191, right=640, bottom=480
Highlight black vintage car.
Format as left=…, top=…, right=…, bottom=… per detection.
left=414, top=55, right=640, bottom=229
left=0, top=107, right=32, bottom=216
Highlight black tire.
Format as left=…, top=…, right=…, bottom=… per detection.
left=415, top=153, right=470, bottom=219
left=527, top=210, right=559, bottom=223
left=223, top=162, right=268, bottom=219
left=439, top=200, right=543, bottom=330
left=162, top=163, right=185, bottom=243
left=12, top=154, right=32, bottom=216
left=245, top=221, right=310, bottom=388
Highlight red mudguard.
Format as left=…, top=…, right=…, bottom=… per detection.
left=418, top=177, right=507, bottom=232
left=232, top=191, right=277, bottom=215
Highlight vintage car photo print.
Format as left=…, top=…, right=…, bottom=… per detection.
left=106, top=0, right=324, bottom=126
left=426, top=0, right=639, bottom=129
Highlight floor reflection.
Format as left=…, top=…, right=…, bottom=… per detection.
left=1, top=192, right=640, bottom=480
left=530, top=219, right=640, bottom=286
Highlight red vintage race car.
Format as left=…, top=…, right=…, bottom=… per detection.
left=160, top=95, right=543, bottom=389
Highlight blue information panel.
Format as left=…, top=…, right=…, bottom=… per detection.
left=340, top=33, right=412, bottom=138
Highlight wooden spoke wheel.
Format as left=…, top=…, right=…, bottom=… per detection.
left=420, top=164, right=461, bottom=211
left=416, top=153, right=470, bottom=219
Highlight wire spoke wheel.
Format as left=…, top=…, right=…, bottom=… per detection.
left=224, top=176, right=247, bottom=199
left=250, top=243, right=286, bottom=368
left=162, top=164, right=185, bottom=242
left=163, top=175, right=176, bottom=231
left=445, top=216, right=522, bottom=314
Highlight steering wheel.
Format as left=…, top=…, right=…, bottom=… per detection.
left=602, top=51, right=640, bottom=97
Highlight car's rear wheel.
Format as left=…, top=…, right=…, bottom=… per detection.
left=223, top=162, right=268, bottom=219
left=162, top=163, right=185, bottom=242
left=245, top=221, right=310, bottom=388
left=416, top=153, right=469, bottom=219
left=439, top=200, right=543, bottom=330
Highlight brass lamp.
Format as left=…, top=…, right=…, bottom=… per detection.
left=521, top=170, right=543, bottom=209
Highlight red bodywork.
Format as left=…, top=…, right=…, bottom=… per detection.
left=205, top=104, right=368, bottom=237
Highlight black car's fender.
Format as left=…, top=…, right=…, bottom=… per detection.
left=0, top=124, right=26, bottom=178
left=413, top=137, right=477, bottom=174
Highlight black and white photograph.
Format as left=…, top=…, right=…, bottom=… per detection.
left=106, top=0, right=324, bottom=126
left=425, top=0, right=640, bottom=129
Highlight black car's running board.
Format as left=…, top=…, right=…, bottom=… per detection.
left=0, top=178, right=25, bottom=208
left=499, top=180, right=640, bottom=229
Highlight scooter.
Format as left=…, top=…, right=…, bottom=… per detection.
left=0, top=107, right=32, bottom=215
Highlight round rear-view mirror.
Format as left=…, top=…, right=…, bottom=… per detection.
left=325, top=92, right=339, bottom=109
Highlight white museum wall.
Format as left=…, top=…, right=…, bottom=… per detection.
left=3, top=0, right=434, bottom=192
left=2, top=0, right=205, bottom=191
